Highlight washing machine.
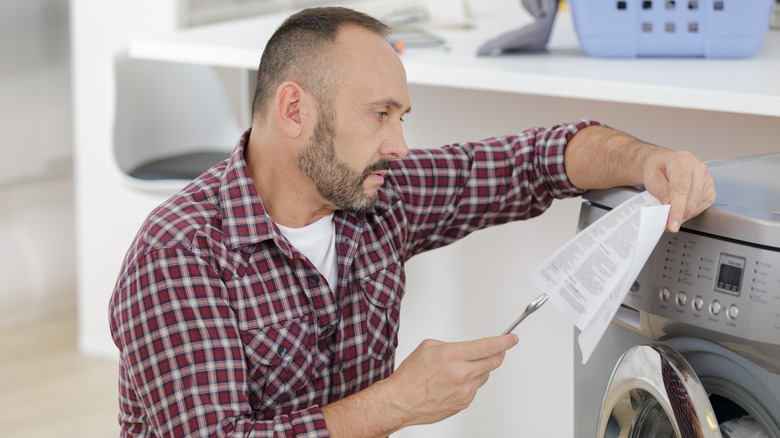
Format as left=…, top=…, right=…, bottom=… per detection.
left=574, top=153, right=780, bottom=438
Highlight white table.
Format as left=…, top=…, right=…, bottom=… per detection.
left=128, top=8, right=780, bottom=117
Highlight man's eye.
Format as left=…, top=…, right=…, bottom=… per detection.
left=374, top=112, right=387, bottom=121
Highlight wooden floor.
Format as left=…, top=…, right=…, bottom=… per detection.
left=0, top=312, right=120, bottom=437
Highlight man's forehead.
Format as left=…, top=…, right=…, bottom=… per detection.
left=334, top=25, right=399, bottom=64
left=331, top=27, right=411, bottom=110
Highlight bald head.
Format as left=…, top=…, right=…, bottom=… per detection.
left=251, top=7, right=391, bottom=123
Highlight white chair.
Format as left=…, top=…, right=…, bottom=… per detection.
left=112, top=54, right=247, bottom=193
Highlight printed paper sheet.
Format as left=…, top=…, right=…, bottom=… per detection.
left=530, top=191, right=670, bottom=363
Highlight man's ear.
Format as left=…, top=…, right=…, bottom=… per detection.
left=275, top=81, right=309, bottom=138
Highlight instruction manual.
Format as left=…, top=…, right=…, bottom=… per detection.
left=530, top=191, right=670, bottom=363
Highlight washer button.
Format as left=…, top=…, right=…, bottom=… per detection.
left=710, top=300, right=722, bottom=316
left=661, top=287, right=671, bottom=302
left=693, top=296, right=704, bottom=311
left=727, top=305, right=739, bottom=320
left=676, top=292, right=687, bottom=307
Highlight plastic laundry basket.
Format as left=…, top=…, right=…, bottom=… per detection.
left=568, top=0, right=774, bottom=57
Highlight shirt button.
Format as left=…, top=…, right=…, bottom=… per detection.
left=278, top=346, right=288, bottom=356
left=308, top=275, right=319, bottom=285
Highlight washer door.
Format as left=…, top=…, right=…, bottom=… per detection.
left=598, top=343, right=721, bottom=438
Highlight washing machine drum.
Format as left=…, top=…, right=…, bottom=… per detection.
left=598, top=343, right=721, bottom=438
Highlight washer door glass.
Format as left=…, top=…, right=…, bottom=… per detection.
left=598, top=343, right=721, bottom=438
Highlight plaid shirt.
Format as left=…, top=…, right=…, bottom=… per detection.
left=109, top=121, right=595, bottom=437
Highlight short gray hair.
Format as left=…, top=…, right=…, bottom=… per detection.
left=251, top=7, right=390, bottom=122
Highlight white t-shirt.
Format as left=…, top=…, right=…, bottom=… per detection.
left=276, top=214, right=338, bottom=293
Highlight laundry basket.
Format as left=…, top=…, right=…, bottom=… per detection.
left=568, top=0, right=775, bottom=57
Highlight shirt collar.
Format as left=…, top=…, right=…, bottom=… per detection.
left=218, top=129, right=370, bottom=253
left=219, top=129, right=277, bottom=249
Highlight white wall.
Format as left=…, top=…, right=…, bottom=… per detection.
left=0, top=0, right=72, bottom=184
left=71, top=0, right=181, bottom=355
left=0, top=0, right=75, bottom=327
left=0, top=179, right=76, bottom=328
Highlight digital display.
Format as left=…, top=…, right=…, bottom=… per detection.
left=715, top=253, right=745, bottom=295
left=717, top=264, right=742, bottom=292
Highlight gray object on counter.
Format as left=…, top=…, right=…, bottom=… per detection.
left=477, top=0, right=559, bottom=56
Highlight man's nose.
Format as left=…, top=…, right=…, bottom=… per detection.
left=381, top=123, right=408, bottom=159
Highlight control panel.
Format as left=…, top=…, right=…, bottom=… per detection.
left=579, top=202, right=780, bottom=347
left=648, top=230, right=780, bottom=346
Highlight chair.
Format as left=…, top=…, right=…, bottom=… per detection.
left=112, top=54, right=247, bottom=192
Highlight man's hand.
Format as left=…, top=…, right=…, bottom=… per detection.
left=641, top=150, right=716, bottom=232
left=564, top=126, right=716, bottom=232
left=320, top=334, right=518, bottom=437
left=384, top=334, right=519, bottom=427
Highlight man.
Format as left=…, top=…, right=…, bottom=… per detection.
left=109, top=6, right=716, bottom=437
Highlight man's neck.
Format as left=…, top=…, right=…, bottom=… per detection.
left=245, top=127, right=336, bottom=228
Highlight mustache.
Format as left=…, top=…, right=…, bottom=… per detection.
left=364, top=159, right=392, bottom=175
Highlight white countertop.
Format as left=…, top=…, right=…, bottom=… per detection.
left=128, top=7, right=780, bottom=117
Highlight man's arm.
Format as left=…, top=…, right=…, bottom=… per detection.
left=320, top=335, right=519, bottom=438
left=389, top=121, right=600, bottom=258
left=112, top=246, right=518, bottom=437
left=563, top=125, right=716, bottom=232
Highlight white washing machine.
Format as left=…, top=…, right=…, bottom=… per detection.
left=574, top=153, right=780, bottom=438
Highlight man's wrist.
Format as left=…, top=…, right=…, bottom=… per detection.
left=321, top=377, right=408, bottom=438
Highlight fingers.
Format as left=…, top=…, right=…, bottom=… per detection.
left=665, top=152, right=696, bottom=232
left=667, top=152, right=716, bottom=232
left=388, top=335, right=518, bottom=426
left=456, top=334, right=519, bottom=362
left=440, top=336, right=517, bottom=397
left=647, top=151, right=716, bottom=232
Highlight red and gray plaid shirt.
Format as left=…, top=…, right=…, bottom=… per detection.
left=109, top=121, right=595, bottom=437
